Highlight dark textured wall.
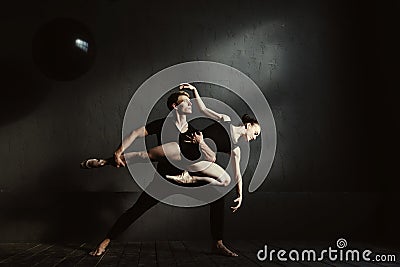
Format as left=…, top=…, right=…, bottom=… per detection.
left=0, top=0, right=397, bottom=243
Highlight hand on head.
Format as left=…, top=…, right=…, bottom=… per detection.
left=179, top=83, right=196, bottom=91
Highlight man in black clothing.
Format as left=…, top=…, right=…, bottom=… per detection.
left=90, top=91, right=238, bottom=257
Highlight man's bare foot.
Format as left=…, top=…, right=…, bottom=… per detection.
left=212, top=240, right=238, bottom=257
left=89, top=238, right=110, bottom=256
left=80, top=159, right=107, bottom=169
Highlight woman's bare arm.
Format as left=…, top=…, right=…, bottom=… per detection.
left=180, top=83, right=231, bottom=122
left=230, top=147, right=243, bottom=212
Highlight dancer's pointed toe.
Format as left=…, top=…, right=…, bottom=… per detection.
left=80, top=159, right=106, bottom=169
left=166, top=171, right=196, bottom=183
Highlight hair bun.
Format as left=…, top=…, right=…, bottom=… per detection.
left=241, top=114, right=251, bottom=123
left=241, top=114, right=258, bottom=125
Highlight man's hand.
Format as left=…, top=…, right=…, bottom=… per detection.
left=230, top=195, right=242, bottom=213
left=114, top=152, right=125, bottom=168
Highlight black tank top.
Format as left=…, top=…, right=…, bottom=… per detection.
left=202, top=121, right=237, bottom=154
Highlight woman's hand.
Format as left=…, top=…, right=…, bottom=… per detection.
left=184, top=131, right=204, bottom=144
left=180, top=82, right=229, bottom=123
left=179, top=83, right=197, bottom=91
left=192, top=131, right=204, bottom=144
left=230, top=195, right=242, bottom=213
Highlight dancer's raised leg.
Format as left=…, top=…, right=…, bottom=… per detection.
left=81, top=142, right=181, bottom=169
left=124, top=142, right=181, bottom=162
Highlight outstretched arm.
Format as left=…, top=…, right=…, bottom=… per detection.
left=230, top=147, right=243, bottom=212
left=179, top=83, right=231, bottom=122
left=114, top=126, right=147, bottom=167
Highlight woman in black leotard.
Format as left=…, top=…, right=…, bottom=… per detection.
left=174, top=83, right=261, bottom=211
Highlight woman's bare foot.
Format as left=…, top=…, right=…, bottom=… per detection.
left=212, top=240, right=238, bottom=257
left=89, top=238, right=110, bottom=256
left=80, top=159, right=107, bottom=169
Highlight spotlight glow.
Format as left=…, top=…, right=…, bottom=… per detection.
left=75, top=39, right=88, bottom=52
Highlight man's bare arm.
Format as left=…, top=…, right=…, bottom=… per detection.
left=114, top=126, right=147, bottom=167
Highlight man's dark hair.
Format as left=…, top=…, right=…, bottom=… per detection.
left=167, top=91, right=190, bottom=110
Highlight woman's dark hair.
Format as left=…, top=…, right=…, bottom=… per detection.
left=241, top=114, right=258, bottom=128
left=167, top=91, right=190, bottom=110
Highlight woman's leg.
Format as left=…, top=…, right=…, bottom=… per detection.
left=124, top=142, right=181, bottom=162
left=81, top=142, right=182, bottom=168
left=187, top=161, right=231, bottom=186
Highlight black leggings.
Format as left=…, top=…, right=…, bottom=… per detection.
left=106, top=190, right=225, bottom=241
